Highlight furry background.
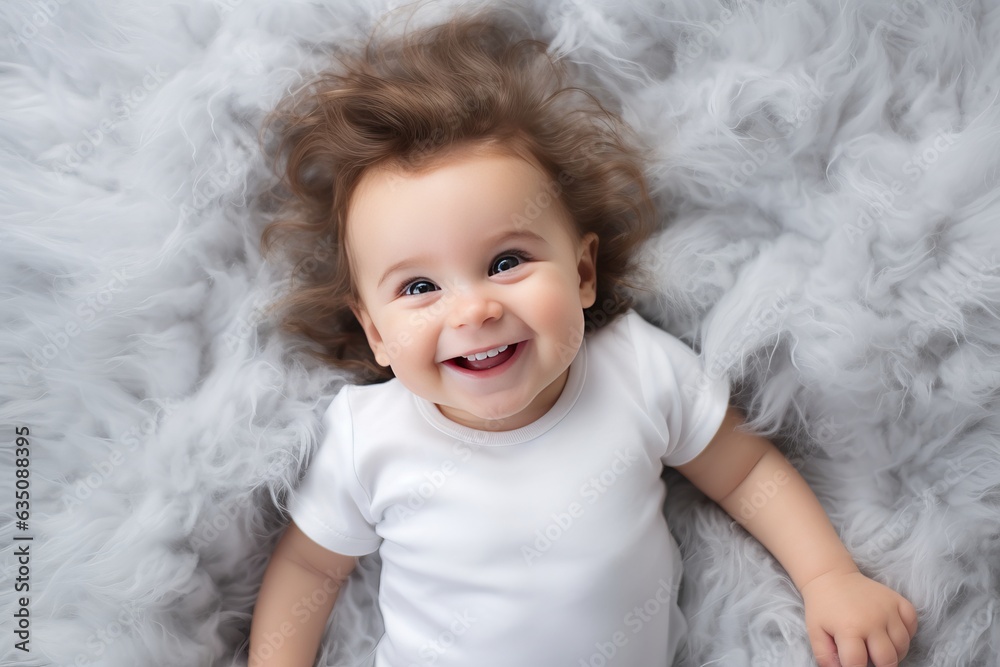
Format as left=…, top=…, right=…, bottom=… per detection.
left=2, top=0, right=999, bottom=665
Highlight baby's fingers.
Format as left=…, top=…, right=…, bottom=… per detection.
left=865, top=629, right=901, bottom=667
left=807, top=625, right=839, bottom=667
left=898, top=598, right=919, bottom=637
left=887, top=616, right=912, bottom=662
left=833, top=635, right=869, bottom=667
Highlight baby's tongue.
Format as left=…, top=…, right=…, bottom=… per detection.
left=455, top=343, right=516, bottom=371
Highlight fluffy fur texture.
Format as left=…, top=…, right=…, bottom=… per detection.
left=2, top=0, right=998, bottom=665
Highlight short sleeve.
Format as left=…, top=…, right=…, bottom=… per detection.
left=287, top=387, right=382, bottom=557
left=626, top=312, right=731, bottom=468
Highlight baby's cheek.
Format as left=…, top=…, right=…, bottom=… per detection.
left=381, top=317, right=430, bottom=364
left=532, top=277, right=586, bottom=346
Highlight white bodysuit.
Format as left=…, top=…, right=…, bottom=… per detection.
left=289, top=309, right=731, bottom=666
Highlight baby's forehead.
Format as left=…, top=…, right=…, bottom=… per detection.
left=348, top=146, right=574, bottom=222
left=356, top=141, right=529, bottom=185
left=345, top=152, right=583, bottom=257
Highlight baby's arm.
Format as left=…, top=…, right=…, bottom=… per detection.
left=249, top=521, right=357, bottom=667
left=675, top=406, right=918, bottom=667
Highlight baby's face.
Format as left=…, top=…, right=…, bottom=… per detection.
left=347, top=148, right=598, bottom=430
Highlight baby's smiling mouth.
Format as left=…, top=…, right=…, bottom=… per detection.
left=449, top=342, right=518, bottom=371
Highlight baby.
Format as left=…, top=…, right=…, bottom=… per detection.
left=248, top=6, right=917, bottom=667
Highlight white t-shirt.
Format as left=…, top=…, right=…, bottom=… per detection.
left=288, top=309, right=730, bottom=667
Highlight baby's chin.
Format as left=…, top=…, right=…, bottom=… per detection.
left=432, top=370, right=571, bottom=431
left=435, top=401, right=524, bottom=431
left=432, top=391, right=561, bottom=431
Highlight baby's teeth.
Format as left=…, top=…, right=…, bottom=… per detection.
left=465, top=344, right=508, bottom=361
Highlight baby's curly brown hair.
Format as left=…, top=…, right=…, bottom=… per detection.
left=257, top=4, right=657, bottom=384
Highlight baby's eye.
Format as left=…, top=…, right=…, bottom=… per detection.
left=490, top=253, right=524, bottom=275
left=403, top=279, right=438, bottom=296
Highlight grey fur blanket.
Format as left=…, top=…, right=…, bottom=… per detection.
left=2, top=0, right=998, bottom=665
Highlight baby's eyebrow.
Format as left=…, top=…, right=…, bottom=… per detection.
left=375, top=228, right=547, bottom=288
left=377, top=255, right=429, bottom=289
left=490, top=228, right=546, bottom=248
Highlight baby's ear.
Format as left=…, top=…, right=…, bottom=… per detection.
left=351, top=304, right=391, bottom=367
left=577, top=232, right=599, bottom=309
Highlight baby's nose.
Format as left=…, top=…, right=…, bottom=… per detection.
left=446, top=288, right=503, bottom=328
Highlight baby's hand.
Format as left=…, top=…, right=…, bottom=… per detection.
left=800, top=569, right=918, bottom=667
